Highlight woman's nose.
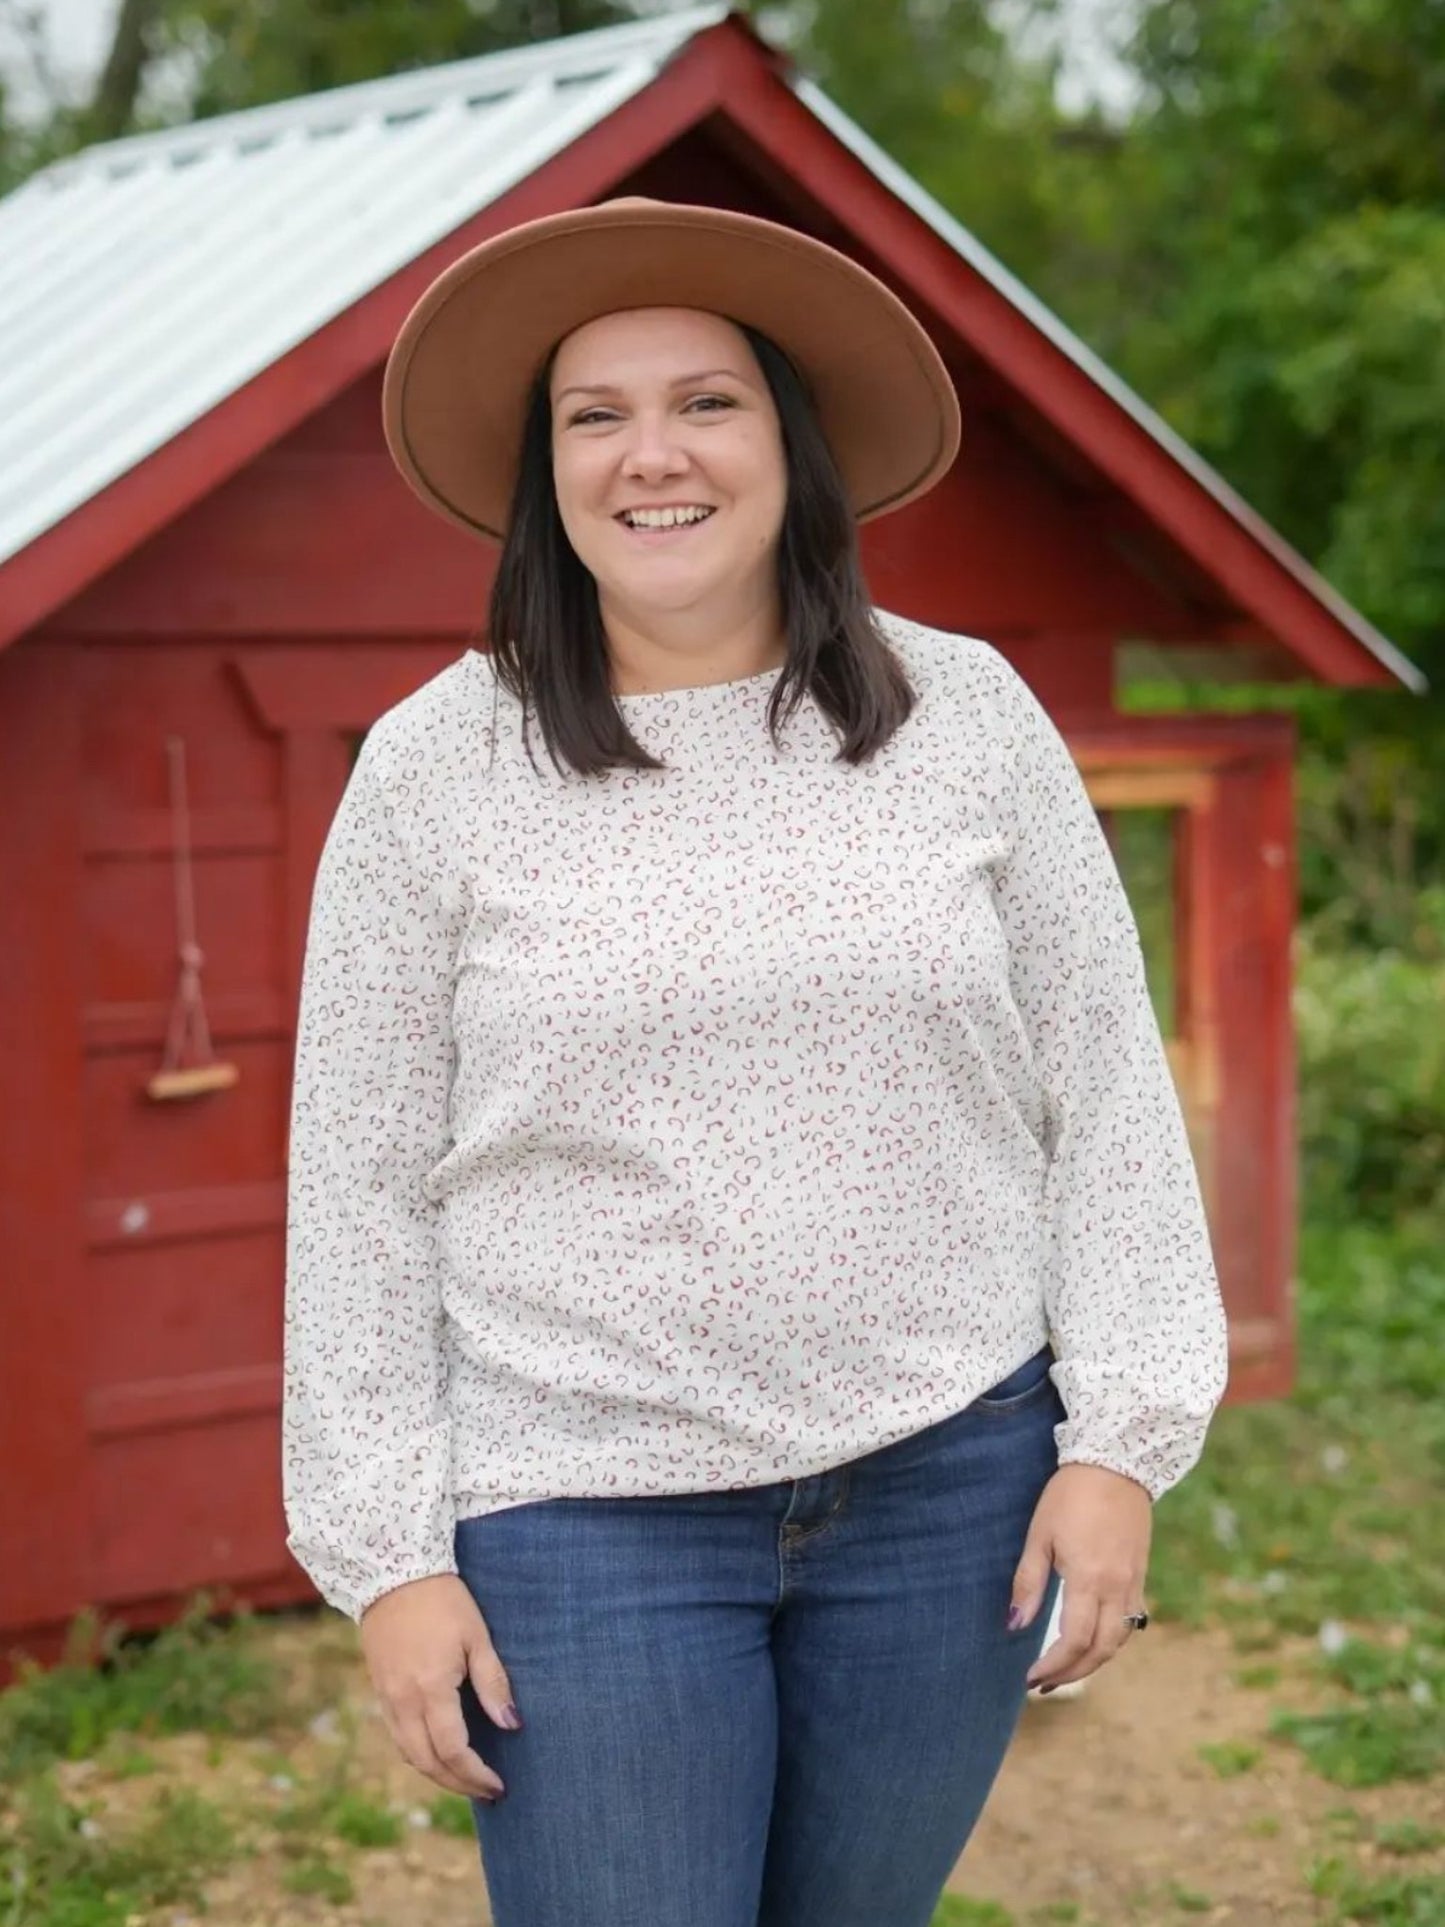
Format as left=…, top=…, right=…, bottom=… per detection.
left=621, top=415, right=689, bottom=477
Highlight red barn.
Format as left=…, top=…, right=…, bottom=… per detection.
left=0, top=5, right=1423, bottom=1674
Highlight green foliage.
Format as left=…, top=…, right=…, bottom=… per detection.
left=1167, top=1889, right=1213, bottom=1916
left=327, top=1787, right=404, bottom=1847
left=1293, top=935, right=1445, bottom=1226
left=1148, top=1201, right=1445, bottom=1641
left=0, top=1776, right=239, bottom=1926
left=1377, top=1822, right=1445, bottom=1859
left=157, top=0, right=638, bottom=123
left=1272, top=1702, right=1444, bottom=1790
left=930, top=1895, right=1017, bottom=1926
left=1197, top=1739, right=1262, bottom=1777
left=0, top=1596, right=290, bottom=1784
left=428, top=1789, right=479, bottom=1836
left=280, top=1850, right=354, bottom=1902
left=1308, top=1853, right=1445, bottom=1923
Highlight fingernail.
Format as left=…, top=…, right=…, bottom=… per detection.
left=1006, top=1605, right=1023, bottom=1631
left=1039, top=1684, right=1057, bottom=1696
left=499, top=1702, right=523, bottom=1731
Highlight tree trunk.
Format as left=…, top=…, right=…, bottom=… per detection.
left=87, top=0, right=161, bottom=141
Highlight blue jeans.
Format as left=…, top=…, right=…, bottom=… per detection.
left=454, top=1342, right=1064, bottom=1927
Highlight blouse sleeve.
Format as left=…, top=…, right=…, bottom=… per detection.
left=282, top=730, right=465, bottom=1621
left=983, top=649, right=1231, bottom=1502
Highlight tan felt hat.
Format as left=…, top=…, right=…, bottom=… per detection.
left=381, top=197, right=961, bottom=543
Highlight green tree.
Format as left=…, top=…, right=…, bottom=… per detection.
left=158, top=0, right=640, bottom=124
left=787, top=0, right=1444, bottom=941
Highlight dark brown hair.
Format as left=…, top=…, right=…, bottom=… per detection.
left=483, top=318, right=918, bottom=777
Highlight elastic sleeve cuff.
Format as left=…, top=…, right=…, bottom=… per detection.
left=1053, top=1447, right=1162, bottom=1501
left=350, top=1559, right=463, bottom=1625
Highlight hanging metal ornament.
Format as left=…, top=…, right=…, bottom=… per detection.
left=146, top=734, right=241, bottom=1101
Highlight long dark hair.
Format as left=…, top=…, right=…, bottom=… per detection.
left=484, top=319, right=918, bottom=777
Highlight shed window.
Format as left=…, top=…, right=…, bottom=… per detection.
left=1098, top=804, right=1179, bottom=1039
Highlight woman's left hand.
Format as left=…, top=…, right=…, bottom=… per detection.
left=1011, top=1463, right=1154, bottom=1692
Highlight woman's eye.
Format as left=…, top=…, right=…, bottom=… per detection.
left=568, top=395, right=734, bottom=426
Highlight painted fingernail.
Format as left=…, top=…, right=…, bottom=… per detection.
left=1006, top=1605, right=1023, bottom=1631
left=1039, top=1684, right=1057, bottom=1695
left=499, top=1702, right=523, bottom=1731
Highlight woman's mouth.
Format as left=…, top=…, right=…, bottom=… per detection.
left=614, top=507, right=717, bottom=541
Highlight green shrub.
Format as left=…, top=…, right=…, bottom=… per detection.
left=1294, top=933, right=1445, bottom=1226
left=0, top=1596, right=288, bottom=1783
left=0, top=1775, right=239, bottom=1925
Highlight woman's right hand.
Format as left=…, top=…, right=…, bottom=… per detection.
left=358, top=1574, right=519, bottom=1801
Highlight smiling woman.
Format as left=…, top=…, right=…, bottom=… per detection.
left=284, top=193, right=1229, bottom=1927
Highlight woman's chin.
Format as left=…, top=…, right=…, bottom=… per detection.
left=603, top=569, right=725, bottom=611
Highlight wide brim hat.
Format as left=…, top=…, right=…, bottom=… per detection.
left=381, top=196, right=961, bottom=544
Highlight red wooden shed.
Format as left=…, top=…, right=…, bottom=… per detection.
left=0, top=5, right=1423, bottom=1675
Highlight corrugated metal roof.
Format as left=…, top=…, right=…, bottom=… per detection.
left=0, top=5, right=729, bottom=569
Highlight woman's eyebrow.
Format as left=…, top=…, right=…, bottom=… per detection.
left=554, top=368, right=748, bottom=404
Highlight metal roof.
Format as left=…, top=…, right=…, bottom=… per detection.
left=0, top=3, right=1422, bottom=689
left=0, top=5, right=730, bottom=570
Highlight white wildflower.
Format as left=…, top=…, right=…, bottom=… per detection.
left=308, top=1707, right=341, bottom=1743
left=1409, top=1678, right=1434, bottom=1707
left=1318, top=1619, right=1349, bottom=1655
left=408, top=1807, right=432, bottom=1829
left=268, top=1773, right=295, bottom=1792
left=78, top=1817, right=102, bottom=1839
left=1261, top=1569, right=1290, bottom=1594
left=1211, top=1503, right=1240, bottom=1548
left=1320, top=1444, right=1349, bottom=1474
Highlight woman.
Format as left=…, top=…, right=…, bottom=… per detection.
left=283, top=198, right=1230, bottom=1926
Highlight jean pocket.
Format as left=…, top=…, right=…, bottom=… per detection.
left=971, top=1344, right=1056, bottom=1415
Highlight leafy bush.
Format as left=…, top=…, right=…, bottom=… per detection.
left=1294, top=930, right=1445, bottom=1227
left=0, top=1596, right=288, bottom=1783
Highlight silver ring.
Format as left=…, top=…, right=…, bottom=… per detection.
left=1124, top=1610, right=1150, bottom=1631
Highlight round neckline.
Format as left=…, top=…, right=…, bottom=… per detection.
left=613, top=662, right=782, bottom=703
left=465, top=648, right=782, bottom=704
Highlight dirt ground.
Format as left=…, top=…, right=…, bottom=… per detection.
left=58, top=1613, right=1443, bottom=1926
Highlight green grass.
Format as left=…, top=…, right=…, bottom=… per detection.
left=1197, top=1738, right=1263, bottom=1777
left=1145, top=1203, right=1445, bottom=1809
left=1378, top=1822, right=1445, bottom=1859
left=0, top=1774, right=240, bottom=1926
left=1148, top=1206, right=1445, bottom=1650
left=931, top=1897, right=1017, bottom=1926
left=1167, top=1886, right=1214, bottom=1915
left=429, top=1790, right=479, bottom=1836
left=280, top=1849, right=355, bottom=1903
left=1308, top=1856, right=1445, bottom=1924
left=0, top=1593, right=293, bottom=1783
left=1270, top=1702, right=1443, bottom=1788
left=268, top=1744, right=410, bottom=1856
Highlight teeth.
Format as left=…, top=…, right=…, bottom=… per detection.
left=622, top=507, right=713, bottom=529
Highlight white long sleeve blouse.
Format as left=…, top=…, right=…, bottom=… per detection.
left=282, top=609, right=1230, bottom=1622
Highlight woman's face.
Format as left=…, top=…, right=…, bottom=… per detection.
left=548, top=306, right=788, bottom=620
